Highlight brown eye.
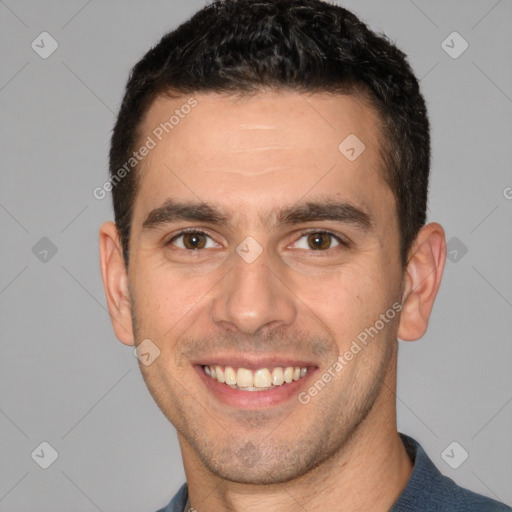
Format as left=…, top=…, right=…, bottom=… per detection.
left=168, top=231, right=217, bottom=250
left=307, top=232, right=336, bottom=250
left=182, top=232, right=207, bottom=249
left=293, top=231, right=344, bottom=251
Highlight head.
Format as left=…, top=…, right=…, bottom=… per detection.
left=100, top=0, right=446, bottom=485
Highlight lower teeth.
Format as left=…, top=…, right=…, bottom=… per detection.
left=226, top=384, right=277, bottom=391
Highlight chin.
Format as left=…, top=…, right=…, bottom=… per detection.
left=196, top=440, right=320, bottom=485
left=207, top=462, right=303, bottom=485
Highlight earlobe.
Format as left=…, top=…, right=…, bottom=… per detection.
left=397, top=222, right=447, bottom=342
left=98, top=221, right=135, bottom=346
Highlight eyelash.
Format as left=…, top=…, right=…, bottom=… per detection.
left=165, top=228, right=350, bottom=251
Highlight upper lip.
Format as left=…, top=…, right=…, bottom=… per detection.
left=191, top=355, right=318, bottom=369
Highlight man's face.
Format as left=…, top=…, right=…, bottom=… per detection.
left=126, top=91, right=405, bottom=483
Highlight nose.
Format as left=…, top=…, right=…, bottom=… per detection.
left=211, top=247, right=297, bottom=335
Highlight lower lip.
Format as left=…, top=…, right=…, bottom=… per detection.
left=194, top=365, right=316, bottom=409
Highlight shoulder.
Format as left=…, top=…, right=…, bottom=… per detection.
left=431, top=473, right=511, bottom=511
left=431, top=476, right=512, bottom=512
left=393, top=434, right=511, bottom=512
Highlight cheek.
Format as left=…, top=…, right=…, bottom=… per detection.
left=132, top=265, right=217, bottom=337
left=295, top=261, right=380, bottom=314
left=292, top=261, right=397, bottom=352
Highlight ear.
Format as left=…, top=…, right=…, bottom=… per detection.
left=99, top=221, right=134, bottom=346
left=397, top=222, right=447, bottom=341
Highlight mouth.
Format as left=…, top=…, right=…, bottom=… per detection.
left=194, top=360, right=317, bottom=409
left=203, top=364, right=309, bottom=390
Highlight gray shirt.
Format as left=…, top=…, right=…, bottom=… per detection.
left=156, top=433, right=511, bottom=511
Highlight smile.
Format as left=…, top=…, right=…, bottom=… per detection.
left=203, top=365, right=309, bottom=391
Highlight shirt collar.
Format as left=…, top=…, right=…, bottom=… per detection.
left=390, top=432, right=441, bottom=511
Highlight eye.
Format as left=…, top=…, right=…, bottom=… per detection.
left=293, top=231, right=346, bottom=251
left=165, top=229, right=347, bottom=252
left=167, top=230, right=219, bottom=250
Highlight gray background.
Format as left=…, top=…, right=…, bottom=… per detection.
left=1, top=0, right=511, bottom=510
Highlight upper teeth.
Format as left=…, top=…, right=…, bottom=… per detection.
left=204, top=365, right=309, bottom=389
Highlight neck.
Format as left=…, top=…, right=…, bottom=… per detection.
left=179, top=362, right=412, bottom=511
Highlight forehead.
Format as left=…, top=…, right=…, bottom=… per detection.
left=133, top=90, right=392, bottom=226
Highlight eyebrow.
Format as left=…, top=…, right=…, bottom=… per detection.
left=141, top=198, right=373, bottom=233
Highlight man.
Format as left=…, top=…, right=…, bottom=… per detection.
left=98, top=1, right=511, bottom=510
